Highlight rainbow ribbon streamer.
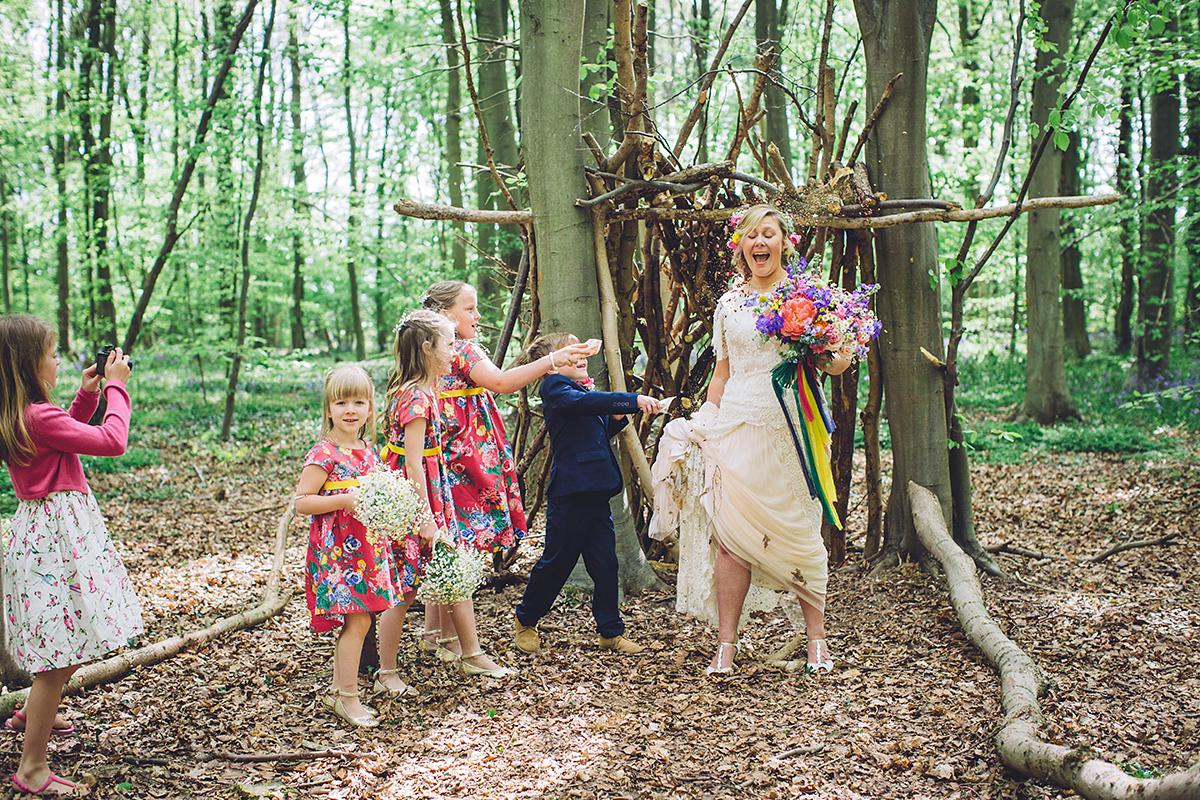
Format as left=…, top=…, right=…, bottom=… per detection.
left=770, top=359, right=841, bottom=529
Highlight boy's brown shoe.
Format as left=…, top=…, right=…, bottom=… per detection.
left=514, top=615, right=541, bottom=653
left=597, top=634, right=645, bottom=654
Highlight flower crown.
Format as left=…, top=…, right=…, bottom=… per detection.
left=726, top=207, right=802, bottom=251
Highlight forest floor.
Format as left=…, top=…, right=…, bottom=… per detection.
left=1, top=431, right=1197, bottom=799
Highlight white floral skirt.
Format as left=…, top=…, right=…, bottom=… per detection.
left=4, top=491, right=144, bottom=672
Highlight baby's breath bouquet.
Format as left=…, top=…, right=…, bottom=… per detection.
left=416, top=538, right=486, bottom=605
left=352, top=468, right=421, bottom=547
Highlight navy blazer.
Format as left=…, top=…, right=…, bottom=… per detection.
left=539, top=373, right=637, bottom=499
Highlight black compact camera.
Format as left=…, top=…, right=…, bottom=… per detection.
left=95, top=345, right=134, bottom=377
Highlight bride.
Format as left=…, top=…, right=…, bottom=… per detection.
left=652, top=203, right=852, bottom=675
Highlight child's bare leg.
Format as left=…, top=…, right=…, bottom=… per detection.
left=449, top=599, right=502, bottom=671
left=332, top=613, right=372, bottom=717
left=376, top=593, right=416, bottom=693
left=434, top=604, right=462, bottom=656
left=14, top=664, right=79, bottom=794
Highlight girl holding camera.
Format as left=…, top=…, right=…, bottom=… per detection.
left=0, top=315, right=144, bottom=796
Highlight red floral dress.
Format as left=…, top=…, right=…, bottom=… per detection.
left=439, top=339, right=528, bottom=552
left=384, top=386, right=454, bottom=587
left=302, top=441, right=406, bottom=633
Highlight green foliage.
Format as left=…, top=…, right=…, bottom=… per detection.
left=953, top=349, right=1198, bottom=462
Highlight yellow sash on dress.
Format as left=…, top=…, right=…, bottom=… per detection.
left=440, top=387, right=486, bottom=398
left=381, top=443, right=442, bottom=458
left=323, top=478, right=359, bottom=490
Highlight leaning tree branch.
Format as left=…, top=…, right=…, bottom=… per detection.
left=846, top=72, right=902, bottom=167
left=1086, top=533, right=1179, bottom=563
left=590, top=205, right=656, bottom=501
left=908, top=481, right=1200, bottom=800
left=393, top=198, right=531, bottom=224
left=1, top=503, right=295, bottom=715
left=607, top=193, right=1117, bottom=224
left=122, top=0, right=259, bottom=352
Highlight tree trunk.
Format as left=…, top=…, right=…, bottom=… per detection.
left=755, top=0, right=791, bottom=173
left=1060, top=132, right=1090, bottom=359
left=80, top=0, right=118, bottom=346
left=1133, top=17, right=1178, bottom=387
left=342, top=0, right=366, bottom=359
left=54, top=0, right=71, bottom=351
left=1185, top=6, right=1200, bottom=340
left=1019, top=0, right=1079, bottom=424
left=0, top=171, right=10, bottom=312
left=438, top=0, right=467, bottom=275
left=287, top=23, right=307, bottom=351
left=474, top=0, right=523, bottom=303
left=852, top=0, right=950, bottom=556
left=957, top=0, right=981, bottom=204
left=221, top=0, right=274, bottom=441
left=1114, top=75, right=1135, bottom=354
left=689, top=0, right=711, bottom=164
left=519, top=0, right=661, bottom=595
left=212, top=0, right=238, bottom=335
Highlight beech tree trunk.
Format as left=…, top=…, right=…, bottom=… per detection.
left=221, top=0, right=274, bottom=442
left=1114, top=75, right=1136, bottom=354
left=288, top=22, right=307, bottom=351
left=342, top=0, right=366, bottom=359
left=852, top=0, right=951, bottom=555
left=1060, top=132, right=1090, bottom=359
left=53, top=0, right=71, bottom=351
left=438, top=0, right=467, bottom=275
left=1133, top=16, right=1178, bottom=387
left=1019, top=0, right=1080, bottom=424
left=519, top=0, right=661, bottom=595
left=474, top=0, right=522, bottom=302
left=755, top=0, right=790, bottom=172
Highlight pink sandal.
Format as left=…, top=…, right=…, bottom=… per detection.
left=10, top=771, right=81, bottom=795
left=5, top=709, right=75, bottom=737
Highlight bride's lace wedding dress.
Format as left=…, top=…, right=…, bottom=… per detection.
left=652, top=286, right=829, bottom=628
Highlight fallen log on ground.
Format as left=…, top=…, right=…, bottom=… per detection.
left=908, top=480, right=1200, bottom=800
left=0, top=504, right=296, bottom=715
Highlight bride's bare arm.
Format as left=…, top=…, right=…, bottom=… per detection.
left=706, top=358, right=730, bottom=407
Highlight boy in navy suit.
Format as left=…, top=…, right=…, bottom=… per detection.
left=513, top=333, right=663, bottom=654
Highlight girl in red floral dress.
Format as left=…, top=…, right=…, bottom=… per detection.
left=383, top=309, right=512, bottom=678
left=294, top=365, right=414, bottom=728
left=420, top=282, right=591, bottom=661
left=423, top=281, right=591, bottom=553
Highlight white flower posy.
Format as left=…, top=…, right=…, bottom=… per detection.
left=416, top=539, right=486, bottom=605
left=352, top=469, right=422, bottom=547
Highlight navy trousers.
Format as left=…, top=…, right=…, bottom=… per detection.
left=515, top=491, right=624, bottom=638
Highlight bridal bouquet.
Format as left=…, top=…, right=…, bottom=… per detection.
left=751, top=260, right=882, bottom=364
left=748, top=260, right=882, bottom=531
left=352, top=468, right=421, bottom=547
left=417, top=537, right=487, bottom=605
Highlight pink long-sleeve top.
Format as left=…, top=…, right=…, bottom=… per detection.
left=6, top=382, right=131, bottom=500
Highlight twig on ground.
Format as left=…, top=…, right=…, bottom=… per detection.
left=984, top=541, right=1058, bottom=560
left=773, top=744, right=826, bottom=760
left=205, top=749, right=366, bottom=763
left=1086, top=533, right=1179, bottom=563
